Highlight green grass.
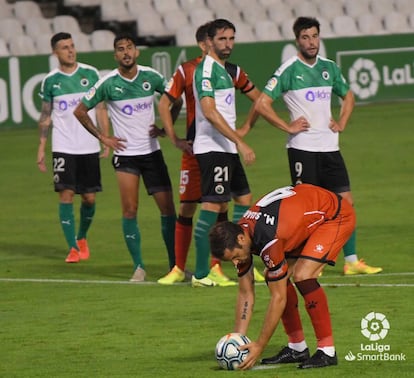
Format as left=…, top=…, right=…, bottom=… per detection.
left=0, top=102, right=413, bottom=377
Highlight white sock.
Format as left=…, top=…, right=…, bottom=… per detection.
left=288, top=341, right=308, bottom=352
left=344, top=254, right=358, bottom=263
left=318, top=346, right=335, bottom=357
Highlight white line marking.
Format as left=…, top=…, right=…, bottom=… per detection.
left=251, top=364, right=281, bottom=370
left=321, top=272, right=414, bottom=278
left=0, top=277, right=413, bottom=287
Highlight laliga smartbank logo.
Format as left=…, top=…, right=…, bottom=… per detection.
left=344, top=312, right=406, bottom=362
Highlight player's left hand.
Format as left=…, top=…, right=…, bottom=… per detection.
left=237, top=141, right=255, bottom=166
left=238, top=341, right=263, bottom=370
left=329, top=118, right=345, bottom=132
left=149, top=124, right=166, bottom=138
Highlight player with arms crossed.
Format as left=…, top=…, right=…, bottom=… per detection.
left=37, top=32, right=109, bottom=263
left=157, top=22, right=264, bottom=285
left=254, top=17, right=381, bottom=276
left=74, top=33, right=179, bottom=281
left=209, top=184, right=356, bottom=369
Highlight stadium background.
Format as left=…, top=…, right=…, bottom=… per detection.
left=1, top=0, right=414, bottom=128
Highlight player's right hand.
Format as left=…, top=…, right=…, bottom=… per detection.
left=175, top=139, right=193, bottom=155
left=101, top=135, right=127, bottom=152
left=37, top=149, right=47, bottom=172
left=290, top=116, right=310, bottom=134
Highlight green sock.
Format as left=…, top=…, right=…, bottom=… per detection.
left=232, top=204, right=250, bottom=223
left=59, top=203, right=78, bottom=250
left=343, top=230, right=357, bottom=257
left=161, top=214, right=176, bottom=269
left=194, top=210, right=218, bottom=279
left=122, top=217, right=143, bottom=269
left=77, top=203, right=95, bottom=240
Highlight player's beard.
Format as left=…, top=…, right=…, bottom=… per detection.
left=300, top=46, right=319, bottom=60
left=120, top=56, right=135, bottom=70
left=217, top=49, right=232, bottom=60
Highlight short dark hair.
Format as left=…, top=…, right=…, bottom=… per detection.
left=207, top=18, right=236, bottom=39
left=209, top=221, right=244, bottom=259
left=293, top=17, right=320, bottom=38
left=51, top=32, right=72, bottom=49
left=195, top=21, right=211, bottom=43
left=113, top=32, right=137, bottom=49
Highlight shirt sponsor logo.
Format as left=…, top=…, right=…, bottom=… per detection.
left=57, top=97, right=82, bottom=111
left=121, top=101, right=153, bottom=115
left=305, top=89, right=331, bottom=102
left=202, top=79, right=212, bottom=91
left=225, top=93, right=233, bottom=105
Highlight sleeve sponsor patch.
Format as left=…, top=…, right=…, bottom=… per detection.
left=265, top=77, right=278, bottom=91
left=165, top=77, right=174, bottom=92
left=85, top=87, right=96, bottom=101
left=202, top=79, right=212, bottom=92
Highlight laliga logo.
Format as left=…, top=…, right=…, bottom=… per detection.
left=348, top=58, right=380, bottom=100
left=361, top=312, right=390, bottom=341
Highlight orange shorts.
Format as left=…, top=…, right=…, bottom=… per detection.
left=178, top=154, right=201, bottom=203
left=287, top=198, right=356, bottom=266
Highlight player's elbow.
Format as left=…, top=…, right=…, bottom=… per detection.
left=253, top=95, right=269, bottom=116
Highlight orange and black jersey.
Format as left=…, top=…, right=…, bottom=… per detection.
left=237, top=184, right=354, bottom=281
left=164, top=58, right=255, bottom=141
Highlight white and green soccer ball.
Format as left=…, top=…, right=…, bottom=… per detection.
left=215, top=333, right=251, bottom=370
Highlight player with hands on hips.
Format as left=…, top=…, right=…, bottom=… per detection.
left=254, top=16, right=382, bottom=276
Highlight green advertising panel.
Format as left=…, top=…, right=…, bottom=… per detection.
left=337, top=47, right=414, bottom=102
left=1, top=33, right=413, bottom=129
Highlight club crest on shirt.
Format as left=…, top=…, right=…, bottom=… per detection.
left=80, top=78, right=90, bottom=87
left=322, top=70, right=330, bottom=80
left=314, top=244, right=324, bottom=253
left=143, top=81, right=151, bottom=91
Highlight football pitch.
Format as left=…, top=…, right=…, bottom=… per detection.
left=0, top=102, right=413, bottom=377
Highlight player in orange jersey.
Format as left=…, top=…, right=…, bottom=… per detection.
left=157, top=22, right=263, bottom=285
left=209, top=184, right=355, bottom=369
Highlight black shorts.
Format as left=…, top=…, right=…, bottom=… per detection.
left=196, top=152, right=250, bottom=203
left=112, top=150, right=172, bottom=195
left=52, top=152, right=102, bottom=194
left=287, top=148, right=350, bottom=193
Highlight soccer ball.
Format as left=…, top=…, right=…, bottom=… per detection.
left=215, top=333, right=251, bottom=370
